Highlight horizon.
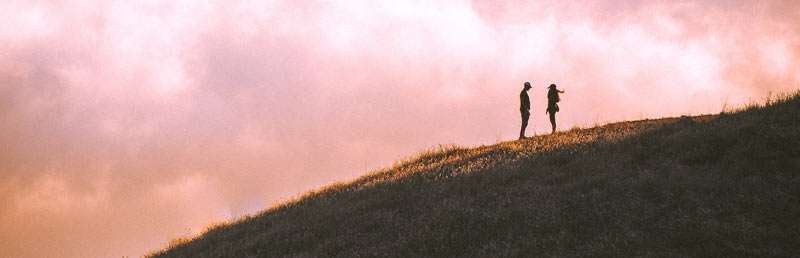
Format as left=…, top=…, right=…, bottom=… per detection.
left=1, top=1, right=799, bottom=257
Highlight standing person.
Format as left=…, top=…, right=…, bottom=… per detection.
left=519, top=82, right=533, bottom=140
left=545, top=84, right=565, bottom=134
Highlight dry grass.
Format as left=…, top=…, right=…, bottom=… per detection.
left=150, top=92, right=800, bottom=257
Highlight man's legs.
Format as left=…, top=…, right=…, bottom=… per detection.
left=519, top=112, right=529, bottom=139
left=549, top=112, right=557, bottom=133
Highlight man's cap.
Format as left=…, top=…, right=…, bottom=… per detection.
left=524, top=81, right=531, bottom=88
left=549, top=84, right=557, bottom=88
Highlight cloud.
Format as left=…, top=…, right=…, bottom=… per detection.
left=1, top=1, right=798, bottom=257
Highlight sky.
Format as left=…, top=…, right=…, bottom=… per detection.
left=1, top=0, right=798, bottom=257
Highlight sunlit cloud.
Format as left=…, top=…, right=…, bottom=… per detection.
left=1, top=1, right=798, bottom=257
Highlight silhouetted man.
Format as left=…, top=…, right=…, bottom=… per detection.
left=519, top=82, right=532, bottom=139
left=546, top=84, right=564, bottom=134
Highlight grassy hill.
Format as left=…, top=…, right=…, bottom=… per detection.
left=151, top=93, right=800, bottom=257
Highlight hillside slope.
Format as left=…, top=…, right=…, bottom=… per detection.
left=152, top=94, right=800, bottom=257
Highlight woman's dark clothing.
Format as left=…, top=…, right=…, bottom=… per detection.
left=546, top=87, right=562, bottom=134
left=547, top=89, right=560, bottom=113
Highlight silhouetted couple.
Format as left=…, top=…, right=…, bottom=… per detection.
left=519, top=82, right=564, bottom=139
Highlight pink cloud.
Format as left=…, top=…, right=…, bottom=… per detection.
left=1, top=1, right=798, bottom=257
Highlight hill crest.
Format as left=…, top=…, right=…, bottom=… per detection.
left=151, top=93, right=800, bottom=257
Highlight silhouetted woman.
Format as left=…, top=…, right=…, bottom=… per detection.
left=545, top=84, right=564, bottom=134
